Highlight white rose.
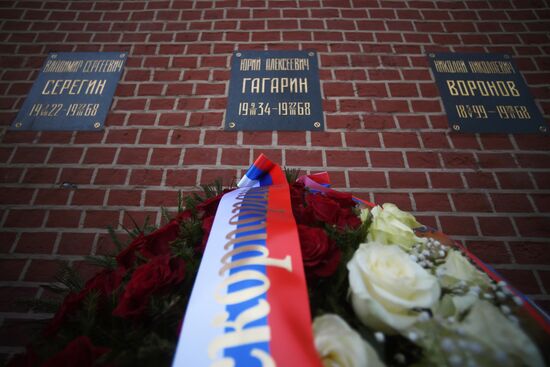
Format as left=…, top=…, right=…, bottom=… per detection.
left=437, top=250, right=492, bottom=288
left=367, top=204, right=425, bottom=251
left=348, top=242, right=441, bottom=333
left=462, top=300, right=544, bottom=367
left=313, top=314, right=384, bottom=367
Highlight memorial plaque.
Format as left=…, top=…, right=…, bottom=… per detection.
left=428, top=52, right=547, bottom=134
left=225, top=50, right=324, bottom=131
left=11, top=52, right=127, bottom=131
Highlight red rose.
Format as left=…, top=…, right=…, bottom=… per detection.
left=325, top=190, right=356, bottom=209
left=112, top=255, right=185, bottom=318
left=44, top=267, right=125, bottom=336
left=336, top=208, right=361, bottom=230
left=292, top=204, right=317, bottom=226
left=175, top=209, right=193, bottom=222
left=140, top=220, right=179, bottom=259
left=42, top=336, right=109, bottom=367
left=198, top=215, right=215, bottom=254
left=290, top=182, right=306, bottom=207
left=196, top=189, right=234, bottom=217
left=116, top=220, right=180, bottom=269
left=297, top=224, right=341, bottom=278
left=305, top=193, right=341, bottom=224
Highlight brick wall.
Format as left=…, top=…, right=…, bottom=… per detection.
left=0, top=0, right=549, bottom=359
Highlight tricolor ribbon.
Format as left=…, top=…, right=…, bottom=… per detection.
left=173, top=155, right=322, bottom=366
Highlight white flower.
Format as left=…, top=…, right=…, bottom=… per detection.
left=347, top=242, right=441, bottom=334
left=360, top=208, right=370, bottom=223
left=437, top=250, right=492, bottom=288
left=367, top=204, right=425, bottom=251
left=313, top=314, right=384, bottom=367
left=461, top=300, right=544, bottom=367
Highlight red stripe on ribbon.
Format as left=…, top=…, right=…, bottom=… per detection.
left=266, top=184, right=323, bottom=367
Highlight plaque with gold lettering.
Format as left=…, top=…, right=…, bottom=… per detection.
left=225, top=50, right=324, bottom=131
left=428, top=52, right=547, bottom=134
left=11, top=52, right=127, bottom=131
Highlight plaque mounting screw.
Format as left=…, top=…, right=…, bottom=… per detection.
left=120, top=53, right=125, bottom=58
left=51, top=54, right=57, bottom=59
left=15, top=122, right=22, bottom=128
left=313, top=121, right=321, bottom=128
left=228, top=122, right=236, bottom=128
left=429, top=53, right=435, bottom=58
left=504, top=54, right=510, bottom=59
left=93, top=122, right=101, bottom=129
left=308, top=52, right=315, bottom=57
left=235, top=52, right=241, bottom=57
left=452, top=124, right=460, bottom=131
left=540, top=126, right=548, bottom=133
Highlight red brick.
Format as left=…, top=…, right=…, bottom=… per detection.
left=326, top=150, right=367, bottom=167
left=5, top=209, right=45, bottom=228
left=106, top=129, right=138, bottom=144
left=243, top=132, right=273, bottom=145
left=200, top=169, right=238, bottom=185
left=46, top=210, right=81, bottom=228
left=84, top=210, right=120, bottom=228
left=463, top=172, right=497, bottom=189
left=94, top=169, right=127, bottom=185
left=221, top=149, right=250, bottom=166
left=58, top=233, right=95, bottom=255
left=439, top=216, right=478, bottom=236
left=108, top=190, right=142, bottom=206
left=406, top=152, right=441, bottom=168
left=374, top=193, right=413, bottom=211
left=382, top=132, right=420, bottom=148
left=145, top=190, right=181, bottom=206
left=478, top=217, right=516, bottom=236
left=497, top=269, right=541, bottom=295
left=310, top=132, right=342, bottom=147
left=466, top=241, right=512, bottom=264
left=184, top=148, right=218, bottom=165
left=389, top=172, right=428, bottom=188
left=15, top=232, right=56, bottom=254
left=71, top=189, right=106, bottom=206
left=171, top=129, right=201, bottom=145
left=491, top=193, right=534, bottom=213
left=48, top=147, right=83, bottom=164
left=369, top=151, right=404, bottom=168
left=452, top=193, right=492, bottom=212
left=325, top=115, right=362, bottom=129
left=414, top=193, right=452, bottom=212
left=38, top=131, right=72, bottom=144
left=0, top=188, right=34, bottom=205
left=389, top=83, right=419, bottom=97
left=11, top=147, right=48, bottom=164
left=165, top=169, right=198, bottom=187
left=356, top=83, right=387, bottom=97
left=285, top=150, right=323, bottom=167
left=514, top=217, right=550, bottom=237
left=441, top=152, right=476, bottom=169
left=150, top=148, right=182, bottom=165
left=496, top=172, right=534, bottom=190
left=516, top=153, right=550, bottom=169
left=477, top=153, right=517, bottom=169
left=24, top=259, right=62, bottom=282
left=348, top=171, right=387, bottom=188
left=83, top=147, right=117, bottom=164
left=22, top=167, right=58, bottom=184
left=0, top=259, right=26, bottom=281
left=189, top=112, right=223, bottom=127
left=375, top=100, right=409, bottom=113
left=511, top=242, right=550, bottom=265
left=34, top=189, right=70, bottom=205
left=139, top=129, right=169, bottom=144
left=129, top=169, right=163, bottom=186
left=117, top=148, right=149, bottom=165
left=323, top=82, right=355, bottom=97
left=514, top=135, right=550, bottom=151
left=277, top=132, right=306, bottom=146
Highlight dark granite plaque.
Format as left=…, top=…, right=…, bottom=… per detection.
left=428, top=52, right=547, bottom=134
left=11, top=52, right=127, bottom=131
left=225, top=50, right=323, bottom=131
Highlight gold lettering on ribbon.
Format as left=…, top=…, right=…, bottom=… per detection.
left=209, top=187, right=292, bottom=366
